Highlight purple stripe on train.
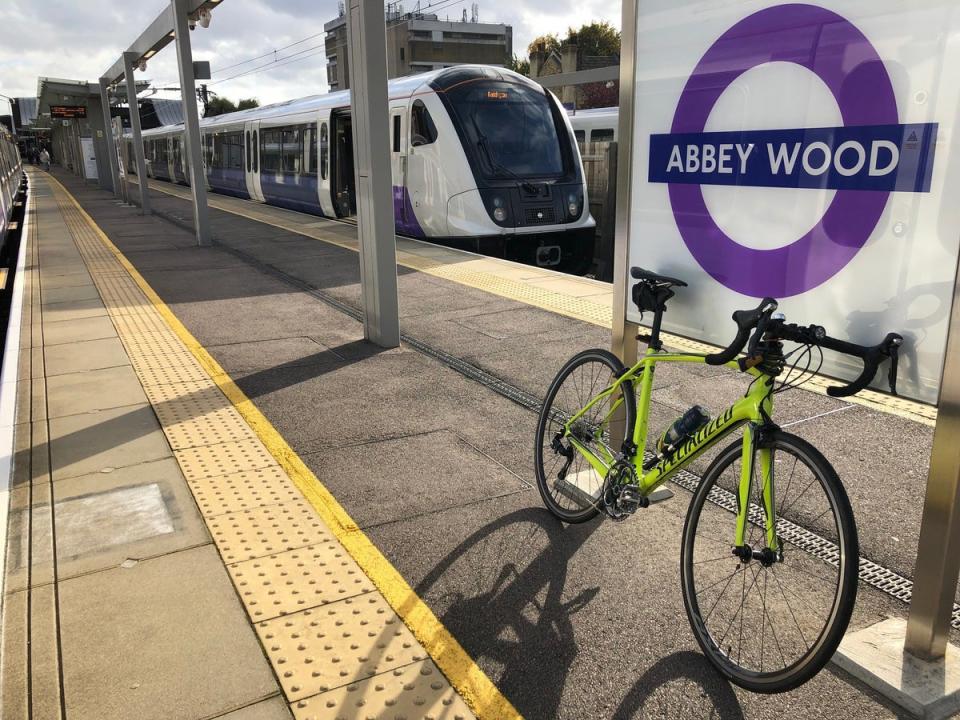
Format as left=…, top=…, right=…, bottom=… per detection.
left=392, top=185, right=425, bottom=238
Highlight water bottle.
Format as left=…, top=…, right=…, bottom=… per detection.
left=657, top=405, right=710, bottom=455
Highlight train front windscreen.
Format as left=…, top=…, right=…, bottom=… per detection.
left=444, top=80, right=568, bottom=181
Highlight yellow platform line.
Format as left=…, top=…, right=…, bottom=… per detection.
left=143, top=178, right=936, bottom=427
left=47, top=173, right=521, bottom=720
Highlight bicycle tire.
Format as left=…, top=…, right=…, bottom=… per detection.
left=535, top=349, right=636, bottom=523
left=680, top=430, right=858, bottom=693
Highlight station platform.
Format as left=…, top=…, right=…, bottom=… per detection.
left=0, top=167, right=946, bottom=720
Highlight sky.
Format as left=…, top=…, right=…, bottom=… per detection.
left=0, top=0, right=620, bottom=114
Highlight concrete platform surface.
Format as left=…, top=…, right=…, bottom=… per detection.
left=1, top=166, right=950, bottom=720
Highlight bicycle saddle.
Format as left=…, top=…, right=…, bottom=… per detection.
left=630, top=267, right=688, bottom=287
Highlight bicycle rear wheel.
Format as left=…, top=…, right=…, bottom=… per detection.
left=534, top=349, right=635, bottom=523
left=680, top=430, right=858, bottom=693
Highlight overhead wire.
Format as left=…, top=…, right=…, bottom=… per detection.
left=209, top=43, right=327, bottom=85
left=210, top=47, right=330, bottom=86
left=162, top=1, right=477, bottom=91
left=212, top=31, right=326, bottom=75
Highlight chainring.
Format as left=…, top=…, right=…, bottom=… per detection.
left=602, top=460, right=641, bottom=521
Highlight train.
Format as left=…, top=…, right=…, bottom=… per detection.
left=127, top=65, right=596, bottom=271
left=0, top=127, right=23, bottom=247
left=568, top=106, right=619, bottom=144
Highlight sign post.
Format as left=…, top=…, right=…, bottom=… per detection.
left=345, top=0, right=400, bottom=348
left=617, top=0, right=960, bottom=715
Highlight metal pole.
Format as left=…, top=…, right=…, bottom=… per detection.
left=346, top=0, right=400, bottom=348
left=123, top=52, right=150, bottom=214
left=98, top=78, right=121, bottom=196
left=113, top=116, right=130, bottom=204
left=905, top=250, right=960, bottom=660
left=171, top=0, right=211, bottom=246
left=610, top=0, right=639, bottom=370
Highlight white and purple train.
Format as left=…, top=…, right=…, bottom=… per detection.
left=128, top=66, right=596, bottom=271
left=0, top=128, right=22, bottom=244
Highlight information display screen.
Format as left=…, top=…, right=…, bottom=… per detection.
left=50, top=105, right=86, bottom=119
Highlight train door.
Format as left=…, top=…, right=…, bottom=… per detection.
left=166, top=137, right=176, bottom=181
left=244, top=120, right=264, bottom=202
left=389, top=106, right=408, bottom=227
left=173, top=133, right=190, bottom=185
left=317, top=109, right=336, bottom=217
left=330, top=110, right=355, bottom=218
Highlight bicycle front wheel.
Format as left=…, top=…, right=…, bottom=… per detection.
left=680, top=430, right=858, bottom=693
left=535, top=349, right=635, bottom=523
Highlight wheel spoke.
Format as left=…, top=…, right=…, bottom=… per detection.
left=683, top=435, right=853, bottom=687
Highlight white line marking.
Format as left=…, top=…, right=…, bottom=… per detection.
left=0, top=175, right=30, bottom=610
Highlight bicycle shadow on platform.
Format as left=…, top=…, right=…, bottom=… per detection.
left=612, top=651, right=744, bottom=720
left=414, top=507, right=602, bottom=719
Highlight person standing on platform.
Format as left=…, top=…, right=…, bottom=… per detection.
left=39, top=147, right=50, bottom=171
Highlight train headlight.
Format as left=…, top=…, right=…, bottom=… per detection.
left=567, top=192, right=582, bottom=219
left=492, top=196, right=507, bottom=223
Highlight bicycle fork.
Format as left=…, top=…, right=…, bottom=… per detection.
left=733, top=425, right=781, bottom=564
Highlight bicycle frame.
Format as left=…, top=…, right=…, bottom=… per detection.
left=562, top=345, right=779, bottom=551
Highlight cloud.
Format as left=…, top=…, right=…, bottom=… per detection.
left=0, top=0, right=620, bottom=112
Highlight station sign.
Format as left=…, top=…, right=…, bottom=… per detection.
left=625, top=0, right=960, bottom=403
left=50, top=105, right=87, bottom=119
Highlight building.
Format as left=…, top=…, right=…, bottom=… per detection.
left=324, top=6, right=512, bottom=91
left=529, top=42, right=619, bottom=109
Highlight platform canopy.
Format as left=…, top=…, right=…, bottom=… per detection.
left=100, top=0, right=223, bottom=85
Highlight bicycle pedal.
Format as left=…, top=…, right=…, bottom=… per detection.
left=616, top=486, right=648, bottom=513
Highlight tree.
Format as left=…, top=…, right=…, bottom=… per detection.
left=204, top=96, right=259, bottom=117
left=204, top=97, right=236, bottom=117
left=527, top=33, right=561, bottom=57
left=566, top=21, right=620, bottom=61
left=505, top=54, right=530, bottom=76
left=579, top=80, right=619, bottom=110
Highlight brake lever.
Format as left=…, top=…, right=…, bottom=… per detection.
left=887, top=334, right=903, bottom=396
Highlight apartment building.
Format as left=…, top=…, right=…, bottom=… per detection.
left=324, top=6, right=513, bottom=91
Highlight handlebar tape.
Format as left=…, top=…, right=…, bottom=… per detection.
left=822, top=333, right=902, bottom=397
left=773, top=324, right=903, bottom=397
left=704, top=298, right=778, bottom=366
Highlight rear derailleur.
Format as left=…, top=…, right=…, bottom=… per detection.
left=602, top=460, right=648, bottom=521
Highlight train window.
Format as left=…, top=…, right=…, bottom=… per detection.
left=319, top=123, right=328, bottom=180
left=410, top=100, right=437, bottom=146
left=392, top=115, right=401, bottom=153
left=590, top=128, right=614, bottom=142
left=574, top=130, right=585, bottom=143
left=445, top=80, right=564, bottom=178
left=302, top=124, right=317, bottom=177
left=261, top=129, right=281, bottom=172
left=281, top=128, right=300, bottom=173
left=253, top=130, right=258, bottom=172
left=227, top=132, right=244, bottom=170
left=245, top=131, right=251, bottom=172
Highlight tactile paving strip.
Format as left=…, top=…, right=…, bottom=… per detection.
left=188, top=466, right=304, bottom=516
left=228, top=543, right=376, bottom=621
left=255, top=593, right=426, bottom=701
left=290, top=660, right=475, bottom=720
left=134, top=360, right=211, bottom=386
left=174, top=438, right=277, bottom=482
left=50, top=178, right=484, bottom=720
left=207, top=500, right=331, bottom=563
